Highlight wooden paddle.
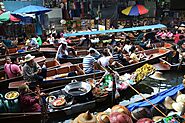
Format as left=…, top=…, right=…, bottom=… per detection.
left=123, top=80, right=167, bottom=117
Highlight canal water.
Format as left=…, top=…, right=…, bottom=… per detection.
left=55, top=70, right=185, bottom=123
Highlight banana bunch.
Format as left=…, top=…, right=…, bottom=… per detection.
left=134, top=64, right=155, bottom=83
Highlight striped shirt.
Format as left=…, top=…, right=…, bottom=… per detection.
left=83, top=54, right=96, bottom=74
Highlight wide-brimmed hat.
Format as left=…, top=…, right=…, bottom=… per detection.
left=176, top=94, right=185, bottom=103
left=149, top=71, right=166, bottom=81
left=24, top=54, right=35, bottom=62
left=163, top=96, right=175, bottom=109
left=172, top=102, right=184, bottom=112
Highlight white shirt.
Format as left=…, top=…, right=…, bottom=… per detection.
left=124, top=44, right=132, bottom=53
left=98, top=56, right=111, bottom=67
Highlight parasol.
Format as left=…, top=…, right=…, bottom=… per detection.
left=0, top=11, right=20, bottom=22
left=12, top=5, right=51, bottom=15
left=122, top=4, right=148, bottom=16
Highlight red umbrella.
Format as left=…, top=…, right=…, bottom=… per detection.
left=0, top=11, right=21, bottom=22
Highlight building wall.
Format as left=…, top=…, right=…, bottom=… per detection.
left=3, top=0, right=43, bottom=11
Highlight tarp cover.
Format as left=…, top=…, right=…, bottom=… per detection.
left=127, top=84, right=184, bottom=111
left=64, top=24, right=166, bottom=37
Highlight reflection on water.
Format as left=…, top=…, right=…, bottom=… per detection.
left=119, top=70, right=185, bottom=106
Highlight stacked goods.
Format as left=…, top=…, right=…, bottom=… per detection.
left=134, top=64, right=155, bottom=83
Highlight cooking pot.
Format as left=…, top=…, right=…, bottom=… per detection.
left=64, top=80, right=92, bottom=97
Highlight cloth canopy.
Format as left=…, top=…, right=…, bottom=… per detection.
left=63, top=24, right=167, bottom=37
left=127, top=84, right=184, bottom=111
left=12, top=5, right=51, bottom=15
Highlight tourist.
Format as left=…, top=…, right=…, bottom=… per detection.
left=19, top=84, right=44, bottom=112
left=36, top=35, right=42, bottom=46
left=174, top=30, right=181, bottom=44
left=0, top=40, right=6, bottom=55
left=123, top=40, right=132, bottom=54
left=55, top=41, right=77, bottom=63
left=112, top=46, right=129, bottom=66
left=23, top=54, right=47, bottom=83
left=166, top=45, right=179, bottom=65
left=129, top=46, right=144, bottom=63
left=78, top=35, right=92, bottom=48
left=83, top=48, right=100, bottom=74
left=30, top=35, right=39, bottom=48
left=98, top=48, right=113, bottom=67
left=3, top=37, right=12, bottom=48
left=4, top=56, right=22, bottom=79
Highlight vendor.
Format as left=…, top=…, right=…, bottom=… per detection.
left=166, top=45, right=179, bottom=65
left=23, top=54, right=47, bottom=83
left=19, top=84, right=44, bottom=112
left=78, top=35, right=92, bottom=48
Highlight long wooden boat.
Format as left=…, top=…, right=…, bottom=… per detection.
left=0, top=80, right=111, bottom=123
left=0, top=48, right=42, bottom=59
left=5, top=62, right=105, bottom=90
left=0, top=59, right=64, bottom=90
left=153, top=58, right=185, bottom=71
left=115, top=48, right=171, bottom=75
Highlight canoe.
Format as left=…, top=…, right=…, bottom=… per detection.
left=153, top=58, right=185, bottom=71
left=6, top=62, right=105, bottom=90
left=115, top=48, right=171, bottom=75
left=0, top=80, right=111, bottom=123
left=0, top=49, right=42, bottom=59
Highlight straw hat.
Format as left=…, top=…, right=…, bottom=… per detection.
left=152, top=116, right=164, bottom=122
left=172, top=102, right=184, bottom=112
left=162, top=96, right=175, bottom=109
left=149, top=71, right=166, bottom=81
left=176, top=94, right=185, bottom=103
left=24, top=54, right=35, bottom=62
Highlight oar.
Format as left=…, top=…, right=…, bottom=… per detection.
left=123, top=80, right=167, bottom=117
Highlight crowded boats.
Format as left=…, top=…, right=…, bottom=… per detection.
left=1, top=12, right=185, bottom=123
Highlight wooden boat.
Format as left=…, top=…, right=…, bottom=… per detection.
left=0, top=58, right=64, bottom=90
left=0, top=48, right=43, bottom=59
left=153, top=58, right=185, bottom=71
left=5, top=62, right=105, bottom=90
left=0, top=80, right=111, bottom=123
left=115, top=48, right=171, bottom=75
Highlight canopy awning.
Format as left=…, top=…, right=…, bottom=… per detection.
left=63, top=24, right=167, bottom=37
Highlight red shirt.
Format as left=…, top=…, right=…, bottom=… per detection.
left=174, top=34, right=180, bottom=44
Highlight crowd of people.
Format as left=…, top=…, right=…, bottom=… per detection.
left=2, top=22, right=185, bottom=113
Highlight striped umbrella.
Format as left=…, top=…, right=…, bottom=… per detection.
left=122, top=4, right=148, bottom=16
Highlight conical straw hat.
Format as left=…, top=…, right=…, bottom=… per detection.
left=163, top=96, right=175, bottom=109
left=149, top=71, right=166, bottom=81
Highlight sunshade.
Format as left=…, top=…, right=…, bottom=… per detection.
left=64, top=24, right=166, bottom=37
left=122, top=4, right=148, bottom=16
left=12, top=5, right=51, bottom=14
left=0, top=11, right=20, bottom=22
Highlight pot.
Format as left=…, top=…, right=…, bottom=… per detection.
left=64, top=80, right=92, bottom=97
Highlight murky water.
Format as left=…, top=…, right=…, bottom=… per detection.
left=119, top=70, right=185, bottom=106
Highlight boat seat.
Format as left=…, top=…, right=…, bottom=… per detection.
left=8, top=81, right=25, bottom=89
left=46, top=69, right=57, bottom=77
left=70, top=65, right=85, bottom=75
left=34, top=56, right=46, bottom=66
left=57, top=67, right=70, bottom=74
left=8, top=48, right=17, bottom=54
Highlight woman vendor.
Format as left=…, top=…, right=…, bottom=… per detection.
left=19, top=84, right=45, bottom=112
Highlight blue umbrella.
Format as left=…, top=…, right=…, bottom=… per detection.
left=12, top=5, right=51, bottom=15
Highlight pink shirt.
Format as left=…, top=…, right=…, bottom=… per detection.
left=4, top=63, right=21, bottom=78
left=174, top=34, right=180, bottom=44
